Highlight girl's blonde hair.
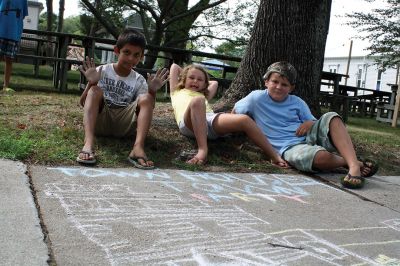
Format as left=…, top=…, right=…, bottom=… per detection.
left=176, top=64, right=210, bottom=97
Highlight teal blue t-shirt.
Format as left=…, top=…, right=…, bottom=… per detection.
left=0, top=0, right=28, bottom=41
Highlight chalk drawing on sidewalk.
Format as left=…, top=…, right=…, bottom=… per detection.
left=44, top=182, right=400, bottom=265
left=47, top=167, right=328, bottom=204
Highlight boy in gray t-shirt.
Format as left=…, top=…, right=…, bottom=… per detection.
left=77, top=28, right=168, bottom=169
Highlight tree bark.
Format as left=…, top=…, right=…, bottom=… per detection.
left=46, top=0, right=53, bottom=32
left=57, top=0, right=65, bottom=32
left=45, top=0, right=54, bottom=58
left=89, top=0, right=101, bottom=36
left=215, top=0, right=332, bottom=116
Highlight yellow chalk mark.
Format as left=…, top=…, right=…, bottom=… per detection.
left=230, top=193, right=259, bottom=202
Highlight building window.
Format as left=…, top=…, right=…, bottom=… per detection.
left=329, top=64, right=338, bottom=73
left=356, top=65, right=364, bottom=88
left=376, top=69, right=382, bottom=91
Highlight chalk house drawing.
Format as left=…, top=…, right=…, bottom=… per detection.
left=44, top=181, right=400, bottom=266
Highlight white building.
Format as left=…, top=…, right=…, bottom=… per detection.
left=20, top=0, right=44, bottom=55
left=24, top=0, right=43, bottom=30
left=323, top=56, right=399, bottom=92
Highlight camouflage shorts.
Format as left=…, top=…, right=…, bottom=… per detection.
left=0, top=38, right=19, bottom=58
left=282, top=112, right=341, bottom=172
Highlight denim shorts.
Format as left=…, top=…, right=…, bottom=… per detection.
left=283, top=112, right=341, bottom=172
left=178, top=112, right=221, bottom=140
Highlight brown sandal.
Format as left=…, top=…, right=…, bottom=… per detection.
left=76, top=150, right=96, bottom=164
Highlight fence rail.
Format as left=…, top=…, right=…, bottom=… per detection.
left=18, top=29, right=241, bottom=92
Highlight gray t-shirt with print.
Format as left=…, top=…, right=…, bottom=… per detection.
left=97, top=63, right=148, bottom=108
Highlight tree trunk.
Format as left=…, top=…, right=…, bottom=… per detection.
left=57, top=0, right=65, bottom=32
left=215, top=0, right=332, bottom=116
left=45, top=0, right=54, bottom=59
left=89, top=0, right=101, bottom=36
left=46, top=0, right=53, bottom=32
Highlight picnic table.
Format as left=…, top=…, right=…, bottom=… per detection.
left=320, top=72, right=353, bottom=121
left=320, top=71, right=349, bottom=95
left=339, top=85, right=392, bottom=117
left=376, top=84, right=399, bottom=125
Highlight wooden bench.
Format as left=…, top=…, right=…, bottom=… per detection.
left=376, top=84, right=399, bottom=125
left=376, top=103, right=400, bottom=125
left=319, top=92, right=357, bottom=122
left=320, top=71, right=349, bottom=95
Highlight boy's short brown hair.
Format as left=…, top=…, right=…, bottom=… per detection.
left=263, top=61, right=297, bottom=85
left=116, top=28, right=146, bottom=51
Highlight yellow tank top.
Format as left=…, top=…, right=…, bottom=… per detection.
left=171, top=88, right=214, bottom=125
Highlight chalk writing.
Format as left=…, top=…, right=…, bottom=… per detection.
left=47, top=168, right=325, bottom=204
left=43, top=181, right=400, bottom=265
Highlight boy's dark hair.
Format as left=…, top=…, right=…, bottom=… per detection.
left=263, top=61, right=297, bottom=85
left=116, top=28, right=147, bottom=51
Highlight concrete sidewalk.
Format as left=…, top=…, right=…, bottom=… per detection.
left=0, top=160, right=48, bottom=266
left=1, top=159, right=400, bottom=265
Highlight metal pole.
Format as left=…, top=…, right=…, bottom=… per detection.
left=391, top=65, right=400, bottom=127
left=345, top=40, right=353, bottom=85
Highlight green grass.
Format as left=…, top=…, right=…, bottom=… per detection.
left=0, top=127, right=34, bottom=160
left=345, top=116, right=400, bottom=174
left=1, top=65, right=400, bottom=175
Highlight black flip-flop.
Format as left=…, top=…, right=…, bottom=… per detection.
left=340, top=173, right=365, bottom=189
left=360, top=159, right=379, bottom=177
left=127, top=156, right=155, bottom=170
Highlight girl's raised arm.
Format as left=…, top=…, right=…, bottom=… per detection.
left=206, top=80, right=218, bottom=101
left=169, top=63, right=182, bottom=95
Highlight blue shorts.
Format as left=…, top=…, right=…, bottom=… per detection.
left=283, top=112, right=341, bottom=172
left=0, top=38, right=19, bottom=58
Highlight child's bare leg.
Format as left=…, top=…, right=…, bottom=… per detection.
left=329, top=117, right=361, bottom=175
left=313, top=117, right=362, bottom=185
left=213, top=114, right=288, bottom=167
left=312, top=150, right=346, bottom=170
left=129, top=94, right=154, bottom=167
left=80, top=86, right=103, bottom=159
left=3, top=57, right=12, bottom=88
left=184, top=96, right=208, bottom=164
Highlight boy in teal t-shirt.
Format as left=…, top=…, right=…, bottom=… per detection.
left=0, top=0, right=28, bottom=92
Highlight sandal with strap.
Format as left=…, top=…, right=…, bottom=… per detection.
left=340, top=173, right=365, bottom=189
left=76, top=150, right=96, bottom=165
left=360, top=159, right=379, bottom=177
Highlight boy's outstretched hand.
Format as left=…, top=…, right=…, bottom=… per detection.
left=296, top=120, right=315, bottom=136
left=271, top=157, right=291, bottom=169
left=147, top=68, right=169, bottom=94
left=79, top=56, right=102, bottom=85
